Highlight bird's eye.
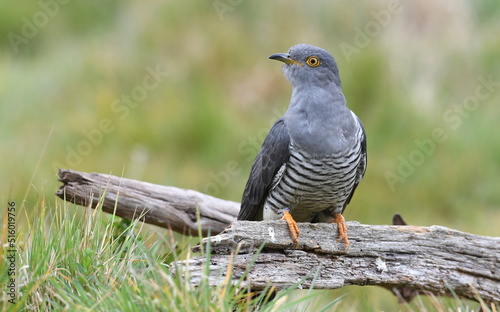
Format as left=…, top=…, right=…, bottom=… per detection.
left=306, top=56, right=320, bottom=67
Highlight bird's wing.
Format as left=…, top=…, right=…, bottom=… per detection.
left=238, top=118, right=291, bottom=221
left=343, top=113, right=367, bottom=210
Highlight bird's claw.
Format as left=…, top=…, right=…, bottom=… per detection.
left=332, top=213, right=350, bottom=251
left=282, top=211, right=300, bottom=248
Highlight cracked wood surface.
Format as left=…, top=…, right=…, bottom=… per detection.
left=55, top=169, right=500, bottom=304
left=56, top=169, right=239, bottom=235
left=180, top=221, right=500, bottom=304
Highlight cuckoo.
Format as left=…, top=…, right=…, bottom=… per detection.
left=238, top=44, right=367, bottom=249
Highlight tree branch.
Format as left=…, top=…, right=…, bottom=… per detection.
left=179, top=221, right=500, bottom=304
left=55, top=169, right=239, bottom=236
left=55, top=169, right=500, bottom=304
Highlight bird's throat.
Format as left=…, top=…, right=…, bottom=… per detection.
left=284, top=89, right=353, bottom=156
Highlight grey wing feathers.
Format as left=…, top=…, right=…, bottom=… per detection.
left=343, top=115, right=367, bottom=210
left=238, top=118, right=291, bottom=221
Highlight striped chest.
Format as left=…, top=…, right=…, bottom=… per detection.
left=263, top=143, right=362, bottom=221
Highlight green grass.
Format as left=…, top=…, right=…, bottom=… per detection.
left=1, top=196, right=353, bottom=312
left=1, top=195, right=497, bottom=311
left=1, top=0, right=500, bottom=310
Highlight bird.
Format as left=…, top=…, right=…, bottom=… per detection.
left=237, top=44, right=367, bottom=249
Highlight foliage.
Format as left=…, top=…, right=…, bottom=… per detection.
left=1, top=197, right=348, bottom=311
left=1, top=0, right=499, bottom=310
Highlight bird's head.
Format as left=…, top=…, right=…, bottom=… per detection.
left=269, top=44, right=341, bottom=89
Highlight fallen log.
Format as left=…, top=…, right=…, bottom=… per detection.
left=180, top=220, right=500, bottom=304
left=55, top=169, right=239, bottom=235
left=55, top=169, right=500, bottom=304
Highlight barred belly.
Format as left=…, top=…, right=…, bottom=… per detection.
left=263, top=143, right=362, bottom=222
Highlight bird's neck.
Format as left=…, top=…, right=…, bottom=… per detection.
left=284, top=85, right=353, bottom=156
left=288, top=84, right=346, bottom=112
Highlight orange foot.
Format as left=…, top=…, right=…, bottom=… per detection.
left=332, top=213, right=350, bottom=250
left=282, top=211, right=300, bottom=247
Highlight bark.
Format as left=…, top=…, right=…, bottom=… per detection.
left=178, top=220, right=500, bottom=304
left=56, top=169, right=500, bottom=304
left=56, top=169, right=239, bottom=236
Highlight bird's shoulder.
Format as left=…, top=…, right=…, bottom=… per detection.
left=238, top=118, right=291, bottom=220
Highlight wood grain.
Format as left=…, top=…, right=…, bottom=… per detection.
left=56, top=169, right=500, bottom=304
left=56, top=169, right=239, bottom=235
left=180, top=221, right=500, bottom=304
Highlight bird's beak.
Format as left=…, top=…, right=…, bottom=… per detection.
left=269, top=53, right=303, bottom=66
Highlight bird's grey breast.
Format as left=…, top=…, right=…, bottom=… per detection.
left=283, top=92, right=358, bottom=157
left=264, top=94, right=364, bottom=220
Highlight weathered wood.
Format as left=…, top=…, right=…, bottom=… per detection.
left=56, top=169, right=239, bottom=235
left=56, top=169, right=500, bottom=304
left=178, top=221, right=500, bottom=304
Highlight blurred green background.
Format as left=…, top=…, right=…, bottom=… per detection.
left=1, top=0, right=499, bottom=309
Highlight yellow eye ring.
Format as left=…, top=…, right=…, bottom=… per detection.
left=306, top=56, right=320, bottom=67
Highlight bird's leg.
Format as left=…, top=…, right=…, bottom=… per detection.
left=281, top=210, right=300, bottom=247
left=332, top=213, right=350, bottom=249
